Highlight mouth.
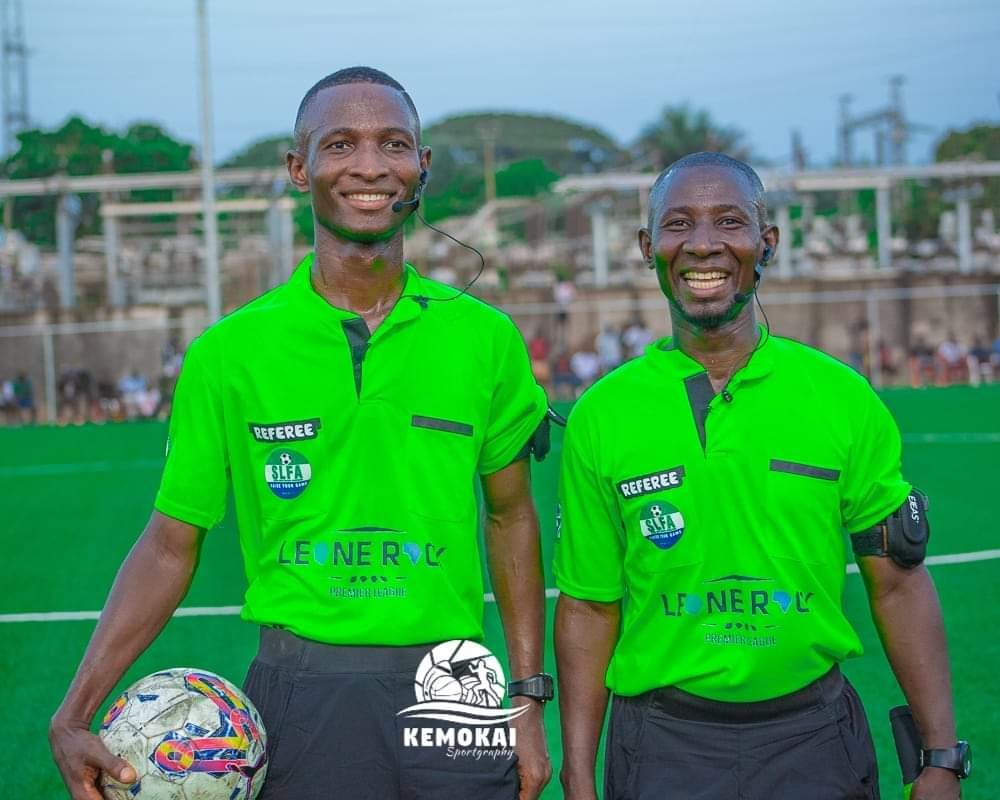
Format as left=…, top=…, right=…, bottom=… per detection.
left=680, top=270, right=730, bottom=294
left=341, top=191, right=396, bottom=211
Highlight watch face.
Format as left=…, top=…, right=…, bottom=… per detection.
left=959, top=741, right=972, bottom=779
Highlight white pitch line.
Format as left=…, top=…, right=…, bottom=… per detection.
left=0, top=590, right=564, bottom=623
left=4, top=555, right=997, bottom=624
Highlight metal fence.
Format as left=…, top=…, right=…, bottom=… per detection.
left=1, top=282, right=998, bottom=424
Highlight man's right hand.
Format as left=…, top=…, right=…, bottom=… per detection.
left=49, top=714, right=137, bottom=800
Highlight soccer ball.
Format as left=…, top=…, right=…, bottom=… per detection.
left=98, top=668, right=267, bottom=800
left=279, top=452, right=292, bottom=466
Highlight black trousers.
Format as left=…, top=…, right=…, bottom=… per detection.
left=604, top=667, right=879, bottom=800
left=243, top=628, right=519, bottom=800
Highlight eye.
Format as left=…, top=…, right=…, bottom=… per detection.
left=384, top=140, right=411, bottom=151
left=662, top=219, right=688, bottom=230
left=325, top=140, right=351, bottom=151
left=719, top=217, right=744, bottom=227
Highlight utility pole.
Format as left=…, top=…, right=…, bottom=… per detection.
left=1, top=0, right=29, bottom=158
left=837, top=77, right=928, bottom=167
left=196, top=0, right=221, bottom=322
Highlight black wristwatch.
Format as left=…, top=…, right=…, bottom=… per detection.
left=921, top=741, right=972, bottom=779
left=507, top=673, right=554, bottom=704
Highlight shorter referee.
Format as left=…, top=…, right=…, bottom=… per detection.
left=554, top=153, right=968, bottom=800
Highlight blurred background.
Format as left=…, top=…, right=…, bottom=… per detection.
left=0, top=0, right=998, bottom=421
left=1, top=3, right=999, bottom=799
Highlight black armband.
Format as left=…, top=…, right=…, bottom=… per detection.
left=510, top=410, right=555, bottom=464
left=850, top=490, right=930, bottom=569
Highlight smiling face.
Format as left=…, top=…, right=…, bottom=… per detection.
left=639, top=164, right=777, bottom=330
left=287, top=82, right=430, bottom=243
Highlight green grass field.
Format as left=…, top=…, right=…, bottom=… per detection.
left=2, top=385, right=998, bottom=798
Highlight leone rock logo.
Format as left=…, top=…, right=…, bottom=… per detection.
left=639, top=501, right=685, bottom=549
left=397, top=640, right=525, bottom=753
left=264, top=449, right=312, bottom=499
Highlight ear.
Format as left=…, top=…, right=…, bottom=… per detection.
left=419, top=145, right=432, bottom=178
left=760, top=223, right=779, bottom=266
left=638, top=228, right=654, bottom=268
left=286, top=149, right=309, bottom=193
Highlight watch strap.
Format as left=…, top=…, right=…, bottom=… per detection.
left=921, top=743, right=971, bottom=779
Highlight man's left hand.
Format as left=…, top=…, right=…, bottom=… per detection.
left=911, top=767, right=961, bottom=799
left=510, top=698, right=551, bottom=800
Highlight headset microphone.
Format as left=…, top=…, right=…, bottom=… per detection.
left=392, top=170, right=428, bottom=213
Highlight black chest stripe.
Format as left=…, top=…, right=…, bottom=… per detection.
left=684, top=372, right=715, bottom=452
left=412, top=415, right=474, bottom=436
left=342, top=318, right=371, bottom=398
left=770, top=459, right=841, bottom=481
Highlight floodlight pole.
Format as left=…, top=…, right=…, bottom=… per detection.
left=196, top=0, right=221, bottom=322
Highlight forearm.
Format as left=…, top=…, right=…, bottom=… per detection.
left=484, top=503, right=545, bottom=678
left=866, top=563, right=956, bottom=746
left=55, top=514, right=200, bottom=724
left=555, top=595, right=619, bottom=798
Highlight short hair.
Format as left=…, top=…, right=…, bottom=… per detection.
left=646, top=151, right=767, bottom=231
left=293, top=66, right=420, bottom=149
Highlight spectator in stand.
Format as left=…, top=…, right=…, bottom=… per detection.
left=967, top=338, right=994, bottom=387
left=528, top=329, right=552, bottom=388
left=992, top=335, right=1000, bottom=371
left=76, top=369, right=95, bottom=423
left=908, top=337, right=936, bottom=388
left=13, top=372, right=35, bottom=423
left=552, top=349, right=579, bottom=401
left=1, top=377, right=15, bottom=424
left=878, top=339, right=898, bottom=384
left=570, top=345, right=600, bottom=396
left=118, top=370, right=149, bottom=420
left=553, top=272, right=577, bottom=349
left=97, top=378, right=122, bottom=421
left=622, top=317, right=653, bottom=359
left=595, top=324, right=623, bottom=376
left=57, top=370, right=80, bottom=425
left=936, top=334, right=966, bottom=386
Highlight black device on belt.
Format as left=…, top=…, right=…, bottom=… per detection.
left=508, top=673, right=554, bottom=703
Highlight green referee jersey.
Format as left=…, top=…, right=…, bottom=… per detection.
left=155, top=254, right=546, bottom=645
left=554, top=330, right=911, bottom=702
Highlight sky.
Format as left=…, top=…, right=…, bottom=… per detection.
left=27, top=0, right=1000, bottom=168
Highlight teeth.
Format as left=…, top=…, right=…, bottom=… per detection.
left=347, top=193, right=391, bottom=201
left=683, top=271, right=727, bottom=289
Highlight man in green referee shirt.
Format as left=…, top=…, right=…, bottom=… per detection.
left=50, top=67, right=552, bottom=800
left=554, top=153, right=965, bottom=800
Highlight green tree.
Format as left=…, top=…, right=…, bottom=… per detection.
left=632, top=104, right=750, bottom=170
left=3, top=116, right=193, bottom=244
left=421, top=112, right=623, bottom=222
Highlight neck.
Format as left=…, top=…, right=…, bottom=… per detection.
left=310, top=224, right=406, bottom=327
left=672, top=306, right=760, bottom=391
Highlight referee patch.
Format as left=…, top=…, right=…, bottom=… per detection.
left=249, top=418, right=321, bottom=443
left=617, top=466, right=686, bottom=499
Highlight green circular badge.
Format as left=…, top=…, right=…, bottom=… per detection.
left=639, top=501, right=685, bottom=549
left=264, top=449, right=312, bottom=499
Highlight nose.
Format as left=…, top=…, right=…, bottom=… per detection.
left=348, top=141, right=390, bottom=182
left=682, top=222, right=723, bottom=258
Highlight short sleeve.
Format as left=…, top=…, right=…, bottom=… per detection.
left=553, top=406, right=625, bottom=601
left=841, top=387, right=911, bottom=533
left=478, top=320, right=547, bottom=475
left=154, top=337, right=229, bottom=530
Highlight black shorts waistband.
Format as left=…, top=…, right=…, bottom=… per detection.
left=255, top=627, right=438, bottom=674
left=645, top=666, right=845, bottom=724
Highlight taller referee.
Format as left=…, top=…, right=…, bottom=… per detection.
left=554, top=153, right=966, bottom=800
left=50, top=67, right=552, bottom=800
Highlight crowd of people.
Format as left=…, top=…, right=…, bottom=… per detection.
left=0, top=340, right=184, bottom=426
left=528, top=318, right=655, bottom=400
